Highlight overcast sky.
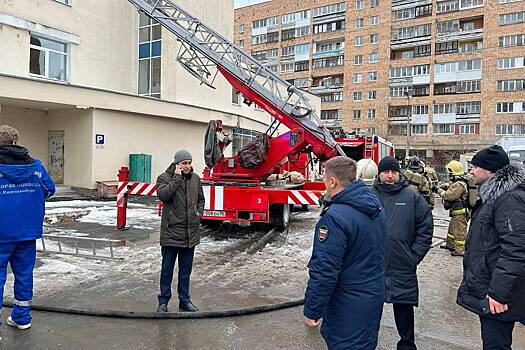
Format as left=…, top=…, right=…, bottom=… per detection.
left=234, top=0, right=270, bottom=9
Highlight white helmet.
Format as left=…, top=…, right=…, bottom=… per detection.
left=356, top=159, right=378, bottom=185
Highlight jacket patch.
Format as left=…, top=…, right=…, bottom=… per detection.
left=318, top=226, right=329, bottom=242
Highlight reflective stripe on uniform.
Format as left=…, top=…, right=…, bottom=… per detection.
left=14, top=299, right=32, bottom=307
left=454, top=240, right=465, bottom=246
left=451, top=208, right=467, bottom=216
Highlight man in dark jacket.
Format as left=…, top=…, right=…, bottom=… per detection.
left=0, top=125, right=55, bottom=342
left=372, top=156, right=433, bottom=350
left=456, top=145, right=525, bottom=350
left=156, top=149, right=205, bottom=313
left=304, top=156, right=386, bottom=350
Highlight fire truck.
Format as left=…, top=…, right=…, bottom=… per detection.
left=125, top=0, right=394, bottom=229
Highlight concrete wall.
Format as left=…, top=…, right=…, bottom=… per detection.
left=0, top=105, right=47, bottom=161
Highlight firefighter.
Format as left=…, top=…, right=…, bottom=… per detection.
left=437, top=160, right=469, bottom=256
left=403, top=156, right=433, bottom=209
left=356, top=158, right=378, bottom=186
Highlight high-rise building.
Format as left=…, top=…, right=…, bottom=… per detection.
left=235, top=0, right=525, bottom=161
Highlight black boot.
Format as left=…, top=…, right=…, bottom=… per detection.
left=157, top=303, right=168, bottom=312
left=179, top=301, right=199, bottom=312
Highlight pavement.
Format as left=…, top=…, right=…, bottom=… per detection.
left=1, top=198, right=524, bottom=349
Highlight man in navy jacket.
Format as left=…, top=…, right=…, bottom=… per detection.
left=0, top=125, right=55, bottom=341
left=304, top=156, right=386, bottom=350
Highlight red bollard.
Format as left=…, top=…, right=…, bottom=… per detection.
left=117, top=166, right=129, bottom=230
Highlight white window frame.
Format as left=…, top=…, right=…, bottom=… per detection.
left=459, top=124, right=476, bottom=134
left=29, top=35, right=68, bottom=82
left=354, top=73, right=363, bottom=83
left=353, top=91, right=362, bottom=101
left=356, top=0, right=365, bottom=10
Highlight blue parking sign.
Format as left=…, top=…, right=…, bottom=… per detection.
left=95, top=134, right=105, bottom=145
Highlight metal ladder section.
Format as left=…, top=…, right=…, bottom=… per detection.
left=127, top=0, right=340, bottom=153
left=39, top=234, right=124, bottom=260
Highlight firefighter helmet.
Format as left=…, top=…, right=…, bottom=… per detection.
left=407, top=156, right=423, bottom=171
left=446, top=160, right=464, bottom=176
left=356, top=159, right=378, bottom=185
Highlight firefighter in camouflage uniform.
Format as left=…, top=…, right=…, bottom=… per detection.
left=403, top=156, right=433, bottom=209
left=437, top=161, right=469, bottom=256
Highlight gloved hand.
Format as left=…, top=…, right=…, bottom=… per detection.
left=439, top=182, right=450, bottom=191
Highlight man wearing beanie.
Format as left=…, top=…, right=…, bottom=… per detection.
left=155, top=149, right=205, bottom=312
left=456, top=145, right=525, bottom=349
left=372, top=156, right=433, bottom=350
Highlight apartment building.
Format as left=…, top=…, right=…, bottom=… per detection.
left=235, top=0, right=525, bottom=161
left=0, top=0, right=280, bottom=189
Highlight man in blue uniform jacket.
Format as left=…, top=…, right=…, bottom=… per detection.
left=304, top=156, right=386, bottom=350
left=0, top=125, right=55, bottom=341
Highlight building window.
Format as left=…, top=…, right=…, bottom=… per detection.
left=354, top=55, right=363, bottom=65
left=499, top=34, right=525, bottom=47
left=313, top=55, right=344, bottom=68
left=239, top=24, right=245, bottom=33
left=281, top=62, right=294, bottom=72
left=390, top=86, right=412, bottom=98
left=413, top=104, right=429, bottom=115
left=368, top=90, right=377, bottom=100
left=355, top=36, right=364, bottom=46
left=500, top=0, right=522, bottom=3
left=496, top=102, right=525, bottom=113
left=314, top=20, right=346, bottom=34
left=353, top=91, right=362, bottom=101
left=370, top=16, right=380, bottom=25
left=391, top=23, right=431, bottom=40
left=368, top=71, right=378, bottom=81
left=370, top=34, right=379, bottom=44
left=353, top=110, right=362, bottom=119
left=232, top=128, right=262, bottom=154
left=460, top=0, right=484, bottom=8
left=371, top=0, right=379, bottom=7
left=413, top=85, right=430, bottom=96
left=413, top=44, right=431, bottom=57
left=313, top=2, right=346, bottom=17
left=500, top=12, right=525, bottom=25
left=437, top=0, right=459, bottom=13
left=138, top=13, right=162, bottom=98
left=416, top=4, right=433, bottom=17
left=411, top=124, right=428, bottom=135
left=294, top=61, right=309, bottom=72
left=496, top=124, right=525, bottom=135
left=497, top=57, right=525, bottom=69
left=239, top=39, right=245, bottom=48
left=459, top=124, right=476, bottom=134
left=392, top=7, right=415, bottom=21
left=355, top=18, right=364, bottom=29
left=368, top=109, right=376, bottom=118
left=369, top=52, right=379, bottom=63
left=457, top=80, right=482, bottom=93
left=436, top=41, right=458, bottom=55
left=321, top=109, right=342, bottom=120
left=434, top=103, right=454, bottom=114
left=356, top=0, right=365, bottom=10
left=282, top=10, right=311, bottom=24
left=29, top=35, right=68, bottom=81
left=433, top=124, right=454, bottom=134
left=457, top=101, right=481, bottom=114
left=354, top=73, right=363, bottom=83
left=252, top=16, right=278, bottom=29
left=232, top=87, right=241, bottom=105
left=497, top=79, right=525, bottom=91
left=320, top=92, right=343, bottom=102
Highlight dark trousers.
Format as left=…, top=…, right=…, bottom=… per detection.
left=158, top=246, right=195, bottom=305
left=393, top=303, right=416, bottom=350
left=480, top=316, right=515, bottom=350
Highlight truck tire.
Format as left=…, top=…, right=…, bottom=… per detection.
left=270, top=204, right=290, bottom=231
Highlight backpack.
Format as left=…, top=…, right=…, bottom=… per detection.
left=458, top=175, right=478, bottom=209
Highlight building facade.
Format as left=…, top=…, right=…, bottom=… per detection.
left=235, top=0, right=525, bottom=162
left=0, top=0, right=283, bottom=189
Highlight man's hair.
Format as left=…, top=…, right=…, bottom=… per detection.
left=0, top=125, right=19, bottom=145
left=324, top=156, right=357, bottom=187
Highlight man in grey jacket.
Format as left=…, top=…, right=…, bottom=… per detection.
left=156, top=150, right=205, bottom=312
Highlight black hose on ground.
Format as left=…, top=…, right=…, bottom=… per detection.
left=3, top=298, right=305, bottom=319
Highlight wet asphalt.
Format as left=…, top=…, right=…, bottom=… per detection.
left=1, top=201, right=525, bottom=349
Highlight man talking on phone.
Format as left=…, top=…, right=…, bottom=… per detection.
left=156, top=150, right=205, bottom=313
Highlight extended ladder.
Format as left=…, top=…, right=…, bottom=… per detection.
left=127, top=0, right=343, bottom=156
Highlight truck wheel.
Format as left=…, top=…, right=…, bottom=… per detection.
left=270, top=204, right=290, bottom=231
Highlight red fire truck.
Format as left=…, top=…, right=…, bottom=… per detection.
left=121, top=0, right=394, bottom=230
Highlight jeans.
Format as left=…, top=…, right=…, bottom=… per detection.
left=158, top=246, right=195, bottom=305
left=0, top=240, right=37, bottom=326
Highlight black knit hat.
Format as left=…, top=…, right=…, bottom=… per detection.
left=378, top=156, right=401, bottom=174
left=471, top=145, right=509, bottom=173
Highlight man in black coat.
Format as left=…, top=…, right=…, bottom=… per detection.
left=372, top=156, right=433, bottom=350
left=456, top=145, right=525, bottom=350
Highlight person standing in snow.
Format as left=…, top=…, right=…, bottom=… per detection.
left=0, top=125, right=55, bottom=342
left=156, top=150, right=205, bottom=313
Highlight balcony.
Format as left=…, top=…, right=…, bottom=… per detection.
left=311, top=85, right=343, bottom=94
left=312, top=47, right=344, bottom=59
left=434, top=70, right=482, bottom=83
left=436, top=28, right=484, bottom=43
left=392, top=0, right=432, bottom=10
